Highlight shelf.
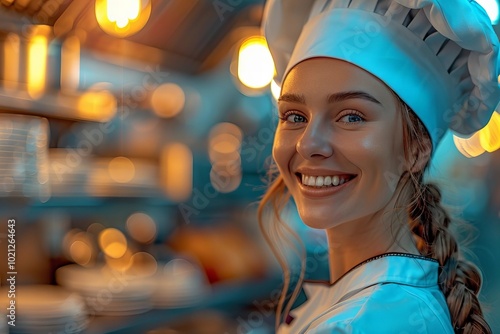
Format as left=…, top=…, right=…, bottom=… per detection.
left=0, top=88, right=115, bottom=123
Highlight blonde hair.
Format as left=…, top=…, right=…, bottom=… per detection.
left=257, top=99, right=491, bottom=333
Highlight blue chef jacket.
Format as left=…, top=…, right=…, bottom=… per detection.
left=278, top=253, right=454, bottom=333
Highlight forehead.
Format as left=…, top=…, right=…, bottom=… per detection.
left=282, top=57, right=395, bottom=102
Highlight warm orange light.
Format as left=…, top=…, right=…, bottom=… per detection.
left=208, top=122, right=243, bottom=193
left=61, top=35, right=81, bottom=92
left=160, top=143, right=193, bottom=201
left=105, top=248, right=133, bottom=272
left=95, top=0, right=151, bottom=38
left=69, top=240, right=93, bottom=266
left=77, top=90, right=117, bottom=122
left=108, top=0, right=140, bottom=28
left=108, top=156, right=135, bottom=183
left=151, top=83, right=185, bottom=118
left=210, top=167, right=242, bottom=193
left=238, top=36, right=275, bottom=89
left=64, top=231, right=96, bottom=266
left=3, top=33, right=20, bottom=91
left=127, top=252, right=157, bottom=277
left=27, top=34, right=48, bottom=99
left=126, top=212, right=157, bottom=244
left=99, top=228, right=128, bottom=259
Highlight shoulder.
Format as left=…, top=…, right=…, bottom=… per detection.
left=308, top=283, right=454, bottom=334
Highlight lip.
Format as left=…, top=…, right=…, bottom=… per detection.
left=296, top=174, right=357, bottom=198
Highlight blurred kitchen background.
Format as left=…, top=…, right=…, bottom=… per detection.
left=0, top=0, right=498, bottom=333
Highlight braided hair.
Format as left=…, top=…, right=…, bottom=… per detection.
left=400, top=103, right=491, bottom=334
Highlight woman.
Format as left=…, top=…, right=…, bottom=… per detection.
left=258, top=0, right=500, bottom=333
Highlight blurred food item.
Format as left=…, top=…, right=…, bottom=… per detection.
left=169, top=225, right=269, bottom=283
left=0, top=285, right=88, bottom=333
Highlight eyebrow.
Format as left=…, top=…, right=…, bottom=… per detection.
left=278, top=91, right=383, bottom=106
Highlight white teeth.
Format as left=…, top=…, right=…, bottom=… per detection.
left=332, top=175, right=340, bottom=186
left=299, top=174, right=353, bottom=187
left=307, top=176, right=316, bottom=186
left=315, top=176, right=324, bottom=187
left=324, top=176, right=332, bottom=186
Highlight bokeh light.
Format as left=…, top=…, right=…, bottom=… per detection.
left=127, top=252, right=157, bottom=277
left=27, top=31, right=49, bottom=99
left=208, top=123, right=243, bottom=193
left=3, top=33, right=20, bottom=91
left=126, top=212, right=157, bottom=244
left=61, top=35, right=81, bottom=92
left=98, top=228, right=128, bottom=259
left=77, top=90, right=117, bottom=122
left=237, top=36, right=275, bottom=89
left=160, top=143, right=193, bottom=201
left=151, top=83, right=185, bottom=118
left=63, top=230, right=96, bottom=266
left=69, top=240, right=93, bottom=266
left=95, top=0, right=151, bottom=38
left=105, top=248, right=133, bottom=272
left=108, top=157, right=135, bottom=183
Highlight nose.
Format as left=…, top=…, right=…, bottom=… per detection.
left=296, top=120, right=333, bottom=159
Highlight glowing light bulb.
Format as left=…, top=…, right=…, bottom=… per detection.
left=107, top=0, right=140, bottom=28
left=95, top=0, right=151, bottom=38
left=238, top=37, right=275, bottom=89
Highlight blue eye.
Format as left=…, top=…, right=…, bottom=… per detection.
left=279, top=111, right=307, bottom=123
left=287, top=114, right=307, bottom=123
left=338, top=112, right=364, bottom=124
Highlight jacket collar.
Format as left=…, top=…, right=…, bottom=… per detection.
left=289, top=253, right=439, bottom=322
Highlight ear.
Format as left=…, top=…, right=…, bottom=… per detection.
left=409, top=140, right=432, bottom=173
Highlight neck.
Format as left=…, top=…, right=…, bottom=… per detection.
left=325, top=210, right=420, bottom=284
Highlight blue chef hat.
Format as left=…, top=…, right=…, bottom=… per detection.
left=262, top=0, right=500, bottom=149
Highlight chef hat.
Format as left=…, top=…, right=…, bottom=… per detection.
left=262, top=0, right=500, bottom=149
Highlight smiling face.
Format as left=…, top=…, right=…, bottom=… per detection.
left=273, top=57, right=407, bottom=230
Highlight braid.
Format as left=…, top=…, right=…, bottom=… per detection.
left=398, top=99, right=491, bottom=334
left=408, top=182, right=490, bottom=333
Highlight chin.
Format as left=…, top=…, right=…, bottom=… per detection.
left=297, top=209, right=346, bottom=230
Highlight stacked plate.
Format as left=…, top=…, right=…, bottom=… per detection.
left=56, top=264, right=154, bottom=316
left=0, top=285, right=88, bottom=334
left=0, top=114, right=50, bottom=200
left=152, top=259, right=211, bottom=308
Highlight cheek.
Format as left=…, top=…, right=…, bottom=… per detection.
left=272, top=131, right=294, bottom=170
